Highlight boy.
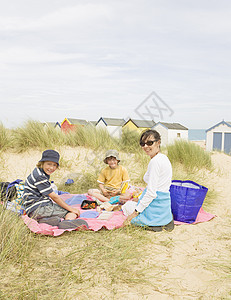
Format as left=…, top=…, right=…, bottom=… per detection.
left=88, top=149, right=131, bottom=203
left=23, top=150, right=88, bottom=229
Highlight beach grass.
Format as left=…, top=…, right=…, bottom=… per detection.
left=64, top=125, right=118, bottom=151
left=0, top=226, right=159, bottom=299
left=10, top=121, right=120, bottom=153
left=0, top=205, right=35, bottom=266
left=12, top=120, right=65, bottom=152
left=0, top=123, right=12, bottom=152
left=167, top=139, right=212, bottom=171
left=120, top=128, right=141, bottom=153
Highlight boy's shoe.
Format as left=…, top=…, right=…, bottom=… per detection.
left=109, top=196, right=120, bottom=204
left=58, top=219, right=89, bottom=230
left=37, top=216, right=61, bottom=226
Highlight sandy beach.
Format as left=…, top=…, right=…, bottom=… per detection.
left=1, top=147, right=230, bottom=299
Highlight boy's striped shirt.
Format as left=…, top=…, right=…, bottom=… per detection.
left=23, top=167, right=53, bottom=215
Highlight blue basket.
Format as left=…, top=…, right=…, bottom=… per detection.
left=170, top=180, right=208, bottom=223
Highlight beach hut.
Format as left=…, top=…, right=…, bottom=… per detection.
left=54, top=122, right=61, bottom=130
left=61, top=118, right=88, bottom=132
left=95, top=117, right=125, bottom=138
left=122, top=119, right=155, bottom=133
left=42, top=122, right=61, bottom=130
left=206, top=120, right=231, bottom=154
left=87, top=121, right=97, bottom=127
left=152, top=122, right=188, bottom=146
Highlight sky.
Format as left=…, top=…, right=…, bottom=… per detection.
left=0, top=0, right=231, bottom=129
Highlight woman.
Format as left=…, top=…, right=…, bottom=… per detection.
left=122, top=129, right=174, bottom=231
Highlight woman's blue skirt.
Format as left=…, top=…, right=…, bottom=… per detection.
left=131, top=189, right=173, bottom=227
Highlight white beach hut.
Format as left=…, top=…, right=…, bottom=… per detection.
left=206, top=120, right=231, bottom=154
left=95, top=117, right=125, bottom=138
left=42, top=122, right=61, bottom=130
left=152, top=122, right=188, bottom=146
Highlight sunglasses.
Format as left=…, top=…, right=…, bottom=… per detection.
left=140, top=140, right=158, bottom=147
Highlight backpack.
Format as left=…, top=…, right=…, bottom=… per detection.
left=0, top=180, right=22, bottom=202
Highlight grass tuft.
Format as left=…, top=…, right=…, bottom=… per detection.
left=0, top=123, right=12, bottom=152
left=120, top=129, right=141, bottom=153
left=12, top=120, right=65, bottom=152
left=0, top=205, right=35, bottom=265
left=0, top=226, right=158, bottom=299
left=167, top=140, right=212, bottom=171
left=64, top=126, right=117, bottom=150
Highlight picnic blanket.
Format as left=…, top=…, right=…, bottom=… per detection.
left=174, top=207, right=215, bottom=225
left=21, top=194, right=216, bottom=236
left=21, top=194, right=126, bottom=236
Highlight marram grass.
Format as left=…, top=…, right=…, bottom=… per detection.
left=120, top=128, right=141, bottom=153
left=0, top=225, right=160, bottom=299
left=167, top=139, right=212, bottom=171
left=64, top=125, right=118, bottom=150
left=0, top=120, right=214, bottom=175
left=0, top=123, right=12, bottom=151
left=0, top=205, right=35, bottom=265
left=12, top=120, right=66, bottom=152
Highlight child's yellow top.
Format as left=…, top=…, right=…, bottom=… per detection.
left=97, top=165, right=129, bottom=190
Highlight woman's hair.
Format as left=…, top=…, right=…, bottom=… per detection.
left=140, top=129, right=161, bottom=144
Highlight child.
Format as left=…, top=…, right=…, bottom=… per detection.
left=23, top=149, right=88, bottom=229
left=88, top=149, right=132, bottom=203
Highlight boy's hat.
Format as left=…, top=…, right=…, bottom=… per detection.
left=104, top=150, right=120, bottom=164
left=39, top=150, right=60, bottom=165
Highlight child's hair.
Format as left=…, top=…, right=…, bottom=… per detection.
left=36, top=161, right=59, bottom=169
left=36, top=161, right=44, bottom=168
left=103, top=149, right=120, bottom=164
left=37, top=149, right=60, bottom=169
left=105, top=156, right=119, bottom=164
left=140, top=129, right=161, bottom=144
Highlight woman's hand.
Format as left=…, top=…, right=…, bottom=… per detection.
left=119, top=198, right=127, bottom=204
left=122, top=211, right=139, bottom=227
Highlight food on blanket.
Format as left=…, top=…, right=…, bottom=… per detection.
left=82, top=202, right=96, bottom=209
left=120, top=181, right=129, bottom=193
left=100, top=202, right=114, bottom=211
left=131, top=187, right=143, bottom=198
left=81, top=200, right=97, bottom=210
left=96, top=206, right=102, bottom=213
left=97, top=211, right=114, bottom=220
left=112, top=205, right=122, bottom=211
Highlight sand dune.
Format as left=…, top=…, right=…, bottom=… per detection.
left=1, top=148, right=230, bottom=299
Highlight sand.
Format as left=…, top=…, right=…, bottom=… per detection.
left=1, top=147, right=230, bottom=299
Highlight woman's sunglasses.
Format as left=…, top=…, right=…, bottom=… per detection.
left=140, top=140, right=158, bottom=147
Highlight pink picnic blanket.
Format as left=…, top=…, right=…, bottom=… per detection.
left=21, top=194, right=216, bottom=236
left=22, top=194, right=126, bottom=236
left=174, top=207, right=215, bottom=225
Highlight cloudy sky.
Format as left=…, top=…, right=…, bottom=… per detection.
left=1, top=0, right=231, bottom=129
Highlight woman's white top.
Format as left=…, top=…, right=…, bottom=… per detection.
left=136, top=153, right=172, bottom=213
